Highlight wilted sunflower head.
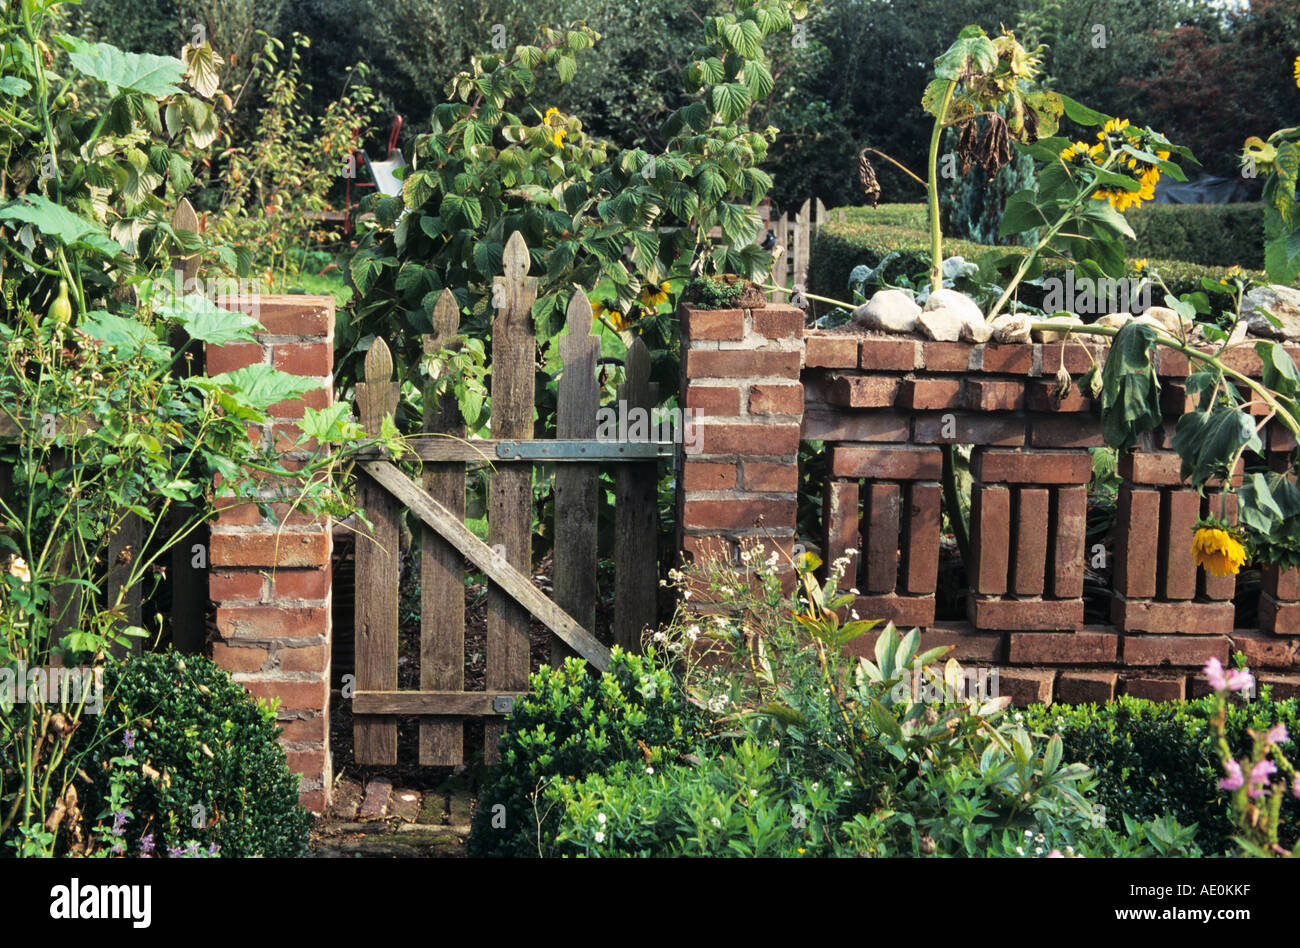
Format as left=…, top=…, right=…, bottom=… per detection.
left=1192, top=526, right=1247, bottom=578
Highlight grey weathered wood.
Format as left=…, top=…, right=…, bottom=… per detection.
left=48, top=449, right=83, bottom=651
left=353, top=342, right=400, bottom=764
left=815, top=197, right=827, bottom=240
left=419, top=288, right=466, bottom=765
left=794, top=198, right=812, bottom=288
left=354, top=691, right=528, bottom=715
left=171, top=198, right=201, bottom=284
left=770, top=212, right=789, bottom=303
left=485, top=232, right=538, bottom=762
left=614, top=338, right=660, bottom=652
left=106, top=512, right=143, bottom=659
left=552, top=290, right=600, bottom=665
left=363, top=460, right=610, bottom=670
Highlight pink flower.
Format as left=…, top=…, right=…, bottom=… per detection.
left=1248, top=760, right=1277, bottom=799
left=1219, top=759, right=1244, bottom=791
left=1203, top=657, right=1228, bottom=691
left=1266, top=723, right=1290, bottom=745
left=1225, top=668, right=1255, bottom=694
left=1047, top=849, right=1063, bottom=858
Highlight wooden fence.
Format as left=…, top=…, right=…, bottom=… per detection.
left=767, top=197, right=833, bottom=303
left=349, top=231, right=664, bottom=766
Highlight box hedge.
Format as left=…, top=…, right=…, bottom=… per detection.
left=810, top=204, right=1266, bottom=319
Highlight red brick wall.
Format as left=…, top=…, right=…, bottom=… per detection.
left=209, top=296, right=334, bottom=812
left=679, top=304, right=1300, bottom=705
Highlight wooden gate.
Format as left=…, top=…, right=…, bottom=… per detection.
left=350, top=232, right=663, bottom=765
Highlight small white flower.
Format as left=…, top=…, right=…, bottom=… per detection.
left=849, top=588, right=859, bottom=596
left=749, top=789, right=758, bottom=797
left=594, top=831, right=605, bottom=843
left=851, top=610, right=860, bottom=620
left=1015, top=846, right=1025, bottom=856
left=646, top=766, right=654, bottom=775
left=597, top=812, right=606, bottom=825
left=740, top=550, right=751, bottom=563
left=652, top=630, right=666, bottom=643
left=810, top=782, right=819, bottom=791
left=710, top=817, right=721, bottom=828
left=1024, top=829, right=1033, bottom=838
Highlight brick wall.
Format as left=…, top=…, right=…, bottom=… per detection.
left=679, top=303, right=1300, bottom=705
left=208, top=296, right=334, bottom=812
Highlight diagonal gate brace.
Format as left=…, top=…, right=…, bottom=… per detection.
left=361, top=460, right=611, bottom=671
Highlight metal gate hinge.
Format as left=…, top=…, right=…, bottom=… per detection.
left=492, top=695, right=516, bottom=714
left=494, top=439, right=670, bottom=461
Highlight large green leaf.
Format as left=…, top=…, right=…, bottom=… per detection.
left=204, top=363, right=316, bottom=411
left=710, top=82, right=752, bottom=123
left=79, top=311, right=167, bottom=361
left=1098, top=321, right=1162, bottom=450
left=933, top=28, right=997, bottom=81
left=66, top=38, right=187, bottom=97
left=0, top=194, right=123, bottom=257
left=1169, top=406, right=1260, bottom=486
left=160, top=292, right=262, bottom=345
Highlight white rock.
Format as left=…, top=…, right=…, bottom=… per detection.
left=924, top=288, right=984, bottom=322
left=1142, top=305, right=1194, bottom=336
left=989, top=314, right=1033, bottom=344
left=1243, top=284, right=1300, bottom=340
left=916, top=308, right=964, bottom=342
left=960, top=318, right=993, bottom=343
left=1096, top=313, right=1133, bottom=330
left=1132, top=314, right=1168, bottom=333
left=1032, top=314, right=1084, bottom=343
left=853, top=289, right=921, bottom=333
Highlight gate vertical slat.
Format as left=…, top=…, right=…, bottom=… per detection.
left=106, top=513, right=143, bottom=658
left=169, top=198, right=207, bottom=654
left=770, top=211, right=789, bottom=303
left=794, top=198, right=812, bottom=289
left=552, top=291, right=600, bottom=665
left=354, top=337, right=400, bottom=764
left=485, top=232, right=537, bottom=762
left=614, top=338, right=660, bottom=651
left=419, top=290, right=467, bottom=765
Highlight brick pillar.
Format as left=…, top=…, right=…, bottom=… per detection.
left=677, top=302, right=803, bottom=574
left=207, top=295, right=334, bottom=813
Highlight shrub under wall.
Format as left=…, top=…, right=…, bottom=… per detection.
left=1023, top=689, right=1300, bottom=854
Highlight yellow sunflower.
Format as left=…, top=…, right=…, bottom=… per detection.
left=1294, top=55, right=1300, bottom=88
left=638, top=281, right=671, bottom=308
left=1060, top=140, right=1103, bottom=167
left=1191, top=527, right=1247, bottom=577
left=544, top=107, right=566, bottom=147
left=1097, top=117, right=1131, bottom=141
left=1093, top=186, right=1144, bottom=214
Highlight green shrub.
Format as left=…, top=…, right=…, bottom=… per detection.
left=1125, top=203, right=1265, bottom=269
left=1023, top=689, right=1300, bottom=854
left=67, top=652, right=310, bottom=857
left=810, top=204, right=1266, bottom=322
left=939, top=127, right=1039, bottom=247
left=467, top=647, right=703, bottom=858
left=482, top=546, right=1203, bottom=858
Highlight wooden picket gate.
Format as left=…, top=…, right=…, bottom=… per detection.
left=350, top=232, right=663, bottom=765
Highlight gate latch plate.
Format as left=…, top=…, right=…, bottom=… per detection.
left=492, top=695, right=515, bottom=714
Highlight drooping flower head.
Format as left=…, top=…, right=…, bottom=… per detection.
left=1204, top=657, right=1228, bottom=691
left=1192, top=527, right=1247, bottom=578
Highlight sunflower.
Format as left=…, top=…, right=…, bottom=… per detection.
left=1294, top=55, right=1300, bottom=88
left=1059, top=140, right=1102, bottom=168
left=1093, top=185, right=1144, bottom=214
left=1097, top=117, right=1131, bottom=146
left=638, top=281, right=671, bottom=308
left=543, top=107, right=566, bottom=147
left=1192, top=526, right=1247, bottom=577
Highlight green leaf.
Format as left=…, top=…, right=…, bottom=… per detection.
left=742, top=60, right=774, bottom=100
left=0, top=194, right=122, bottom=257
left=1098, top=321, right=1162, bottom=450
left=300, top=403, right=362, bottom=444
left=1170, top=406, right=1259, bottom=486
left=160, top=292, right=261, bottom=345
left=78, top=311, right=167, bottom=360
left=350, top=252, right=384, bottom=296
left=66, top=38, right=187, bottom=97
left=933, top=30, right=996, bottom=81
left=0, top=76, right=32, bottom=96
left=1058, top=94, right=1109, bottom=127
left=710, top=82, right=752, bottom=123
left=204, top=363, right=316, bottom=411
left=1257, top=341, right=1300, bottom=399
left=722, top=19, right=763, bottom=59
left=555, top=54, right=577, bottom=84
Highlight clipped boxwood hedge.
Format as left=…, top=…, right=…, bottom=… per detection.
left=1023, top=689, right=1300, bottom=854
left=810, top=204, right=1266, bottom=318
left=1124, top=202, right=1264, bottom=269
